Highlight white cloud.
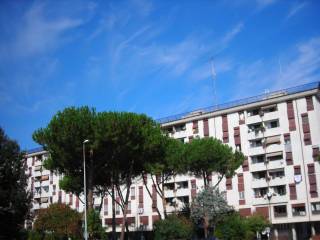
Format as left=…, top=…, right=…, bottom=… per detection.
left=286, top=1, right=307, bottom=20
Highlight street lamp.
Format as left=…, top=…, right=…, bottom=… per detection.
left=83, top=139, right=90, bottom=240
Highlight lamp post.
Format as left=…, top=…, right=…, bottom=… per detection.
left=83, top=139, right=90, bottom=240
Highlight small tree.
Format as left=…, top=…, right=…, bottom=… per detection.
left=0, top=127, right=31, bottom=239
left=185, top=137, right=244, bottom=187
left=153, top=215, right=193, bottom=240
left=87, top=209, right=107, bottom=240
left=33, top=203, right=82, bottom=239
left=191, top=187, right=232, bottom=238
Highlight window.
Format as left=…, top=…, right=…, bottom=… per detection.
left=116, top=203, right=120, bottom=215
left=274, top=205, right=287, bottom=217
left=254, top=188, right=268, bottom=198
left=248, top=108, right=260, bottom=116
left=176, top=181, right=188, bottom=189
left=269, top=169, right=285, bottom=179
left=262, top=105, right=277, bottom=113
left=250, top=139, right=263, bottom=148
left=239, top=191, right=245, bottom=200
left=273, top=185, right=286, bottom=196
left=265, top=119, right=279, bottom=129
left=175, top=124, right=186, bottom=132
left=252, top=171, right=267, bottom=180
left=130, top=187, right=135, bottom=199
left=251, top=155, right=265, bottom=164
left=248, top=123, right=264, bottom=132
left=292, top=204, right=306, bottom=216
left=311, top=202, right=320, bottom=214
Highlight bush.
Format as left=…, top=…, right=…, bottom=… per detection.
left=87, top=209, right=107, bottom=239
left=154, top=215, right=193, bottom=240
left=215, top=213, right=270, bottom=240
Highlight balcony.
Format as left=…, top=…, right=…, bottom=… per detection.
left=261, top=110, right=279, bottom=122
left=247, top=129, right=264, bottom=140
left=267, top=160, right=285, bottom=170
left=250, top=162, right=267, bottom=172
left=251, top=178, right=268, bottom=189
left=269, top=176, right=286, bottom=187
left=246, top=114, right=262, bottom=125
left=274, top=212, right=287, bottom=218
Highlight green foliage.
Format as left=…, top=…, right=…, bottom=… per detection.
left=191, top=187, right=232, bottom=225
left=33, top=203, right=82, bottom=239
left=153, top=215, right=193, bottom=240
left=185, top=137, right=244, bottom=186
left=87, top=209, right=107, bottom=240
left=215, top=213, right=250, bottom=240
left=0, top=127, right=31, bottom=239
left=215, top=213, right=270, bottom=240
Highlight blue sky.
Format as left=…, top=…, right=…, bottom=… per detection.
left=0, top=0, right=320, bottom=150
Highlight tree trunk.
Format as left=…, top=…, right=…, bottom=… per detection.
left=143, top=174, right=162, bottom=219
left=161, top=175, right=168, bottom=218
left=202, top=171, right=207, bottom=189
left=204, top=215, right=209, bottom=239
left=120, top=179, right=131, bottom=240
left=112, top=183, right=116, bottom=240
left=87, top=154, right=94, bottom=210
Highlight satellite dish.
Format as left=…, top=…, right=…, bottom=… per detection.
left=294, top=175, right=302, bottom=183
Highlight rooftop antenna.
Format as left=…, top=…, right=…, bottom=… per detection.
left=278, top=57, right=283, bottom=76
left=210, top=57, right=217, bottom=108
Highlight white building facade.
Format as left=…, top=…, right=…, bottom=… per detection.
left=25, top=82, right=320, bottom=239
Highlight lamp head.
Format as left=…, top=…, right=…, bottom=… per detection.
left=83, top=139, right=90, bottom=144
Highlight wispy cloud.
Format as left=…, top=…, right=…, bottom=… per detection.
left=286, top=1, right=307, bottom=20
left=256, top=0, right=278, bottom=10
left=0, top=2, right=87, bottom=60
left=231, top=36, right=320, bottom=99
left=221, top=22, right=244, bottom=45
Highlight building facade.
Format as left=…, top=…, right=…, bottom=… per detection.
left=25, top=82, right=320, bottom=239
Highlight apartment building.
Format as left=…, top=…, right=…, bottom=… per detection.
left=25, top=82, right=320, bottom=239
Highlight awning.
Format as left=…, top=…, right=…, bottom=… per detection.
left=265, top=135, right=281, bottom=145
left=266, top=151, right=283, bottom=158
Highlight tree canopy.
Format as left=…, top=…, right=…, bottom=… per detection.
left=33, top=203, right=82, bottom=239
left=153, top=215, right=193, bottom=240
left=185, top=137, right=244, bottom=187
left=0, top=127, right=31, bottom=239
left=215, top=213, right=270, bottom=240
left=191, top=187, right=232, bottom=238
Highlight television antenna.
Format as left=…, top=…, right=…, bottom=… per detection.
left=210, top=57, right=217, bottom=108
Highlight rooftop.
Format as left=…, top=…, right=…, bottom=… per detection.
left=156, top=81, right=320, bottom=124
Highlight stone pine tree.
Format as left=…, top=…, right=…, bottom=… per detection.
left=95, top=111, right=166, bottom=240
left=33, top=107, right=112, bottom=212
left=191, top=187, right=232, bottom=239
left=144, top=137, right=187, bottom=219
left=185, top=137, right=244, bottom=188
left=0, top=127, right=31, bottom=239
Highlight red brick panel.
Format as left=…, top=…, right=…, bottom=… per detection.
left=226, top=177, right=232, bottom=190
left=301, top=113, right=312, bottom=145
left=286, top=152, right=293, bottom=165
left=239, top=208, right=251, bottom=217
left=140, top=216, right=149, bottom=225
left=193, top=121, right=199, bottom=134
left=191, top=179, right=197, bottom=198
left=313, top=147, right=319, bottom=161
left=237, top=174, right=245, bottom=205
left=152, top=215, right=160, bottom=225
left=234, top=127, right=241, bottom=146
left=255, top=206, right=269, bottom=219
left=289, top=183, right=297, bottom=200
left=294, top=165, right=301, bottom=175
left=69, top=193, right=73, bottom=206
left=242, top=157, right=249, bottom=172
left=104, top=198, right=108, bottom=215
left=222, top=115, right=229, bottom=143
left=287, top=101, right=296, bottom=131
left=152, top=185, right=157, bottom=212
left=308, top=163, right=318, bottom=198
left=139, top=186, right=144, bottom=208
left=203, top=119, right=209, bottom=137
left=76, top=197, right=79, bottom=209
left=306, top=96, right=314, bottom=111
